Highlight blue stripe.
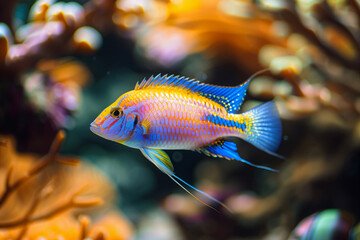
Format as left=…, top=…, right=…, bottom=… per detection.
left=206, top=114, right=242, bottom=129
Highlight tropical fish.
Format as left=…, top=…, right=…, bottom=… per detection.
left=90, top=69, right=282, bottom=209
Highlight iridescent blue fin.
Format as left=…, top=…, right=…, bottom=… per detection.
left=135, top=69, right=269, bottom=113
left=195, top=83, right=248, bottom=113
left=140, top=148, right=232, bottom=212
left=199, top=139, right=278, bottom=172
left=242, top=101, right=282, bottom=155
left=194, top=69, right=270, bottom=113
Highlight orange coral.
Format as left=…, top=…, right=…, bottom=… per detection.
left=0, top=131, right=133, bottom=240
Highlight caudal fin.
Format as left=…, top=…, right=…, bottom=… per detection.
left=242, top=101, right=282, bottom=154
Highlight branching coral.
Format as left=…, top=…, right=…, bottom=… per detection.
left=261, top=0, right=360, bottom=73
left=0, top=131, right=133, bottom=240
left=1, top=1, right=104, bottom=71
left=0, top=131, right=77, bottom=207
left=252, top=0, right=360, bottom=118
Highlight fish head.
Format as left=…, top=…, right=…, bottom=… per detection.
left=90, top=93, right=144, bottom=143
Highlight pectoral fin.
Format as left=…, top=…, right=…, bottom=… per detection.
left=140, top=148, right=174, bottom=175
left=139, top=148, right=231, bottom=212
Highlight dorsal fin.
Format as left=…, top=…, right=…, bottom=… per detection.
left=135, top=69, right=269, bottom=113
left=194, top=69, right=270, bottom=113
left=134, top=74, right=199, bottom=91
left=195, top=83, right=248, bottom=113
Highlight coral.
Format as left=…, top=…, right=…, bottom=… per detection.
left=0, top=131, right=133, bottom=240
left=23, top=59, right=90, bottom=127
left=0, top=0, right=104, bottom=153
left=2, top=0, right=104, bottom=71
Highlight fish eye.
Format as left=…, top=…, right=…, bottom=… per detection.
left=111, top=108, right=123, bottom=118
left=133, top=115, right=139, bottom=127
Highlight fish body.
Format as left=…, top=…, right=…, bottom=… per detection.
left=90, top=71, right=282, bottom=209
left=108, top=87, right=250, bottom=150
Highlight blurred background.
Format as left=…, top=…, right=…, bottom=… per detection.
left=0, top=0, right=360, bottom=239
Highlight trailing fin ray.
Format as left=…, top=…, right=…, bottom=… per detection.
left=134, top=69, right=269, bottom=113
left=199, top=139, right=278, bottom=172
left=169, top=174, right=232, bottom=213
left=140, top=148, right=231, bottom=211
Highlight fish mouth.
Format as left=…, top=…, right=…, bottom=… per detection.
left=90, top=122, right=101, bottom=135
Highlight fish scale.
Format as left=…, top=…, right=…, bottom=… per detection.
left=133, top=88, right=234, bottom=149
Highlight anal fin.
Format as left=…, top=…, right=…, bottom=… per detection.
left=199, top=139, right=278, bottom=172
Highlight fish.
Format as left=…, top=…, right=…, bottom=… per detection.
left=90, top=69, right=282, bottom=210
